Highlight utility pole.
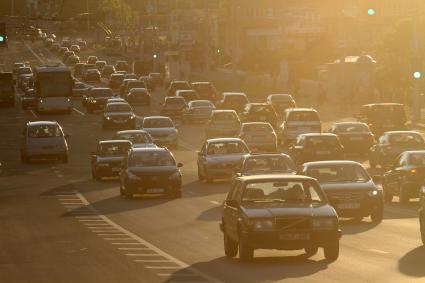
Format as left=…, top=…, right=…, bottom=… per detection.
left=203, top=0, right=210, bottom=72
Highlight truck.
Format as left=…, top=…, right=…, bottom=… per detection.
left=33, top=64, right=73, bottom=114
left=0, top=72, right=15, bottom=107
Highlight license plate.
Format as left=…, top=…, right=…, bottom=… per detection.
left=337, top=203, right=360, bottom=209
left=146, top=188, right=164, bottom=194
left=279, top=233, right=310, bottom=241
left=112, top=167, right=120, bottom=172
left=114, top=119, right=127, bottom=123
left=316, top=150, right=331, bottom=155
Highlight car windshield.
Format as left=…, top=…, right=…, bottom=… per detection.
left=91, top=89, right=112, bottom=97
left=243, top=156, right=295, bottom=173
left=143, top=118, right=173, bottom=128
left=28, top=125, right=62, bottom=138
left=207, top=142, right=247, bottom=155
left=389, top=133, right=423, bottom=144
left=213, top=112, right=237, bottom=120
left=307, top=164, right=370, bottom=183
left=335, top=124, right=369, bottom=133
left=107, top=104, right=132, bottom=112
left=408, top=153, right=425, bottom=166
left=242, top=123, right=273, bottom=133
left=242, top=181, right=324, bottom=204
left=129, top=151, right=175, bottom=167
left=306, top=136, right=339, bottom=147
left=99, top=143, right=130, bottom=157
left=116, top=132, right=152, bottom=144
left=288, top=111, right=319, bottom=121
left=191, top=101, right=213, bottom=108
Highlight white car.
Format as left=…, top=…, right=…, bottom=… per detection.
left=141, top=116, right=178, bottom=148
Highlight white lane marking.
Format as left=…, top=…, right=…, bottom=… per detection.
left=72, top=107, right=85, bottom=116
left=24, top=42, right=44, bottom=63
left=29, top=110, right=38, bottom=118
left=132, top=254, right=164, bottom=257
left=210, top=201, right=221, bottom=205
left=75, top=216, right=100, bottom=219
left=135, top=259, right=171, bottom=263
left=118, top=247, right=150, bottom=250
left=98, top=234, right=128, bottom=236
left=125, top=253, right=158, bottom=256
left=111, top=242, right=144, bottom=245
left=145, top=266, right=180, bottom=269
left=104, top=238, right=135, bottom=241
left=368, top=249, right=390, bottom=254
left=157, top=273, right=201, bottom=277
left=82, top=223, right=110, bottom=226
left=78, top=219, right=106, bottom=222
left=59, top=199, right=81, bottom=201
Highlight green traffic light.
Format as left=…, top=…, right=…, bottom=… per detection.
left=0, top=36, right=4, bottom=42
left=153, top=54, right=158, bottom=59
left=367, top=8, right=375, bottom=16
left=414, top=71, right=422, bottom=79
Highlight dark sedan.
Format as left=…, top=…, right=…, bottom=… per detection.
left=382, top=151, right=425, bottom=203
left=328, top=122, right=375, bottom=154
left=119, top=147, right=183, bottom=198
left=160, top=96, right=187, bottom=119
left=302, top=161, right=383, bottom=223
left=102, top=102, right=136, bottom=130
left=221, top=175, right=341, bottom=261
left=289, top=133, right=345, bottom=165
left=90, top=140, right=132, bottom=180
left=369, top=131, right=425, bottom=169
left=85, top=88, right=114, bottom=113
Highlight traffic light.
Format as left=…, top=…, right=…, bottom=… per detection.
left=153, top=53, right=158, bottom=59
left=413, top=71, right=422, bottom=79
left=0, top=23, right=7, bottom=48
left=367, top=8, right=376, bottom=16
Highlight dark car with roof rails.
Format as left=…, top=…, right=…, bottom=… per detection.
left=102, top=102, right=136, bottom=130
left=119, top=147, right=183, bottom=199
left=289, top=133, right=345, bottom=165
left=166, top=80, right=192, bottom=97
left=356, top=103, right=407, bottom=136
left=369, top=131, right=425, bottom=169
left=302, top=161, right=383, bottom=223
left=221, top=175, right=341, bottom=261
left=328, top=122, right=375, bottom=155
left=233, top=153, right=296, bottom=178
left=90, top=140, right=132, bottom=180
left=216, top=92, right=249, bottom=114
left=160, top=96, right=187, bottom=118
left=382, top=150, right=425, bottom=203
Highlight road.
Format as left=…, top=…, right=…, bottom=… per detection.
left=0, top=39, right=424, bottom=283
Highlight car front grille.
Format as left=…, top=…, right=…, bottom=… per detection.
left=275, top=217, right=310, bottom=230
left=328, top=191, right=365, bottom=202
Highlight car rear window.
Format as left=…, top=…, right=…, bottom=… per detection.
left=207, top=142, right=247, bottom=155
left=306, top=136, right=339, bottom=147
left=116, top=132, right=152, bottom=144
left=224, top=95, right=247, bottom=104
left=244, top=156, right=295, bottom=173
left=288, top=111, right=319, bottom=121
left=106, top=104, right=132, bottom=112
left=193, top=83, right=214, bottom=93
left=28, top=125, right=62, bottom=138
left=335, top=123, right=370, bottom=133
left=212, top=112, right=237, bottom=120
left=242, top=123, right=273, bottom=132
left=91, top=89, right=113, bottom=97
left=307, top=164, right=370, bottom=183
left=129, top=151, right=175, bottom=167
left=99, top=143, right=130, bottom=156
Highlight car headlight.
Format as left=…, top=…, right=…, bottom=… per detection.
left=367, top=190, right=379, bottom=197
left=169, top=171, right=181, bottom=180
left=105, top=116, right=111, bottom=120
left=127, top=171, right=140, bottom=180
left=312, top=218, right=336, bottom=230
left=129, top=116, right=135, bottom=120
left=92, top=99, right=97, bottom=103
left=249, top=219, right=274, bottom=231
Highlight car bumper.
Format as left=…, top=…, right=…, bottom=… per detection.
left=126, top=180, right=181, bottom=194
left=103, top=119, right=135, bottom=129
left=341, top=141, right=374, bottom=153
left=151, top=136, right=178, bottom=145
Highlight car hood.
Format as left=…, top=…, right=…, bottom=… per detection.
left=206, top=154, right=244, bottom=163
left=104, top=112, right=134, bottom=117
left=129, top=166, right=178, bottom=177
left=241, top=203, right=336, bottom=218
left=319, top=181, right=377, bottom=192
left=144, top=128, right=176, bottom=135
left=97, top=156, right=125, bottom=163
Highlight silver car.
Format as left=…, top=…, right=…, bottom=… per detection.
left=183, top=100, right=215, bottom=123
left=141, top=116, right=178, bottom=148
left=279, top=108, right=321, bottom=145
left=239, top=122, right=277, bottom=152
left=197, top=138, right=249, bottom=182
left=20, top=121, right=69, bottom=163
left=113, top=130, right=156, bottom=148
left=206, top=110, right=241, bottom=139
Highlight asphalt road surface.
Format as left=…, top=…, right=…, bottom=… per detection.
left=0, top=40, right=424, bottom=283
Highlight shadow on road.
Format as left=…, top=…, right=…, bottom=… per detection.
left=339, top=218, right=379, bottom=235
left=165, top=255, right=329, bottom=283
left=398, top=245, right=425, bottom=277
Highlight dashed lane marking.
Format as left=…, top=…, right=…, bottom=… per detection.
left=55, top=190, right=222, bottom=283
left=29, top=110, right=38, bottom=118
left=367, top=249, right=390, bottom=254
left=72, top=107, right=85, bottom=116
left=210, top=201, right=221, bottom=205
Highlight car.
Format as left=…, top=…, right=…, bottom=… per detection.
left=44, top=38, right=54, bottom=48
left=90, top=140, right=133, bottom=180
left=328, top=122, right=375, bottom=155
left=122, top=80, right=147, bottom=98
left=160, top=96, right=187, bottom=119
left=167, top=80, right=192, bottom=96
left=382, top=151, right=425, bottom=203
left=95, top=60, right=107, bottom=71
left=302, top=161, right=383, bottom=223
left=239, top=122, right=277, bottom=152
left=61, top=39, right=71, bottom=48
left=58, top=47, right=69, bottom=56
left=191, top=81, right=218, bottom=101
left=109, top=73, right=125, bottom=90
left=216, top=92, right=249, bottom=114
left=20, top=121, right=69, bottom=163
left=81, top=63, right=96, bottom=78
left=279, top=108, right=321, bottom=145
left=87, top=56, right=98, bottom=65
left=138, top=76, right=155, bottom=91
left=289, top=133, right=345, bottom=165
left=141, top=116, right=178, bottom=148
left=240, top=103, right=278, bottom=127
left=113, top=130, right=156, bottom=148
left=115, top=61, right=130, bottom=72
left=65, top=55, right=80, bottom=66
left=69, top=44, right=80, bottom=54
left=126, top=88, right=150, bottom=106
left=73, top=63, right=85, bottom=78
left=420, top=186, right=425, bottom=244
left=102, top=102, right=136, bottom=130
left=369, top=131, right=425, bottom=169
left=17, top=74, right=33, bottom=90
left=15, top=66, right=32, bottom=78
left=62, top=50, right=75, bottom=63
left=101, top=65, right=116, bottom=79
left=183, top=100, right=215, bottom=123
left=119, top=147, right=183, bottom=198
left=205, top=110, right=241, bottom=139
left=197, top=138, right=249, bottom=182
left=220, top=175, right=341, bottom=261
left=124, top=73, right=139, bottom=80
left=51, top=42, right=61, bottom=52
left=176, top=89, right=200, bottom=104
left=266, top=94, right=296, bottom=119
left=356, top=103, right=407, bottom=136
left=72, top=81, right=90, bottom=97
left=119, top=78, right=137, bottom=97
left=83, top=69, right=101, bottom=83
left=233, top=153, right=296, bottom=177
left=149, top=72, right=163, bottom=87
left=21, top=88, right=36, bottom=110
left=85, top=88, right=114, bottom=113
left=13, top=62, right=25, bottom=76
left=77, top=40, right=87, bottom=50
left=106, top=97, right=126, bottom=104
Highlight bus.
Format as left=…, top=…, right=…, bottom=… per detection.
left=33, top=64, right=73, bottom=114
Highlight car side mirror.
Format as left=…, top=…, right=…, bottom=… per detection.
left=177, top=162, right=183, bottom=168
left=225, top=199, right=239, bottom=208
left=372, top=175, right=381, bottom=183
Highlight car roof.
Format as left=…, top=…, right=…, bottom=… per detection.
left=91, top=87, right=111, bottom=91
left=143, top=116, right=171, bottom=120
left=106, top=102, right=129, bottom=106
left=384, top=131, right=421, bottom=135
left=243, top=153, right=290, bottom=159
left=222, top=92, right=246, bottom=96
left=191, top=81, right=211, bottom=85
left=249, top=103, right=269, bottom=106
left=287, top=108, right=317, bottom=112
left=403, top=150, right=425, bottom=155
left=242, top=122, right=272, bottom=126
left=116, top=130, right=148, bottom=134
left=333, top=121, right=367, bottom=126
left=207, top=138, right=244, bottom=143
left=212, top=109, right=236, bottom=113
left=235, top=174, right=315, bottom=182
left=171, top=80, right=189, bottom=84
left=98, top=140, right=132, bottom=145
left=303, top=160, right=362, bottom=168
left=27, top=121, right=58, bottom=126
left=176, top=89, right=196, bottom=93
left=363, top=103, right=403, bottom=107
left=165, top=96, right=185, bottom=100
left=131, top=147, right=169, bottom=153
left=300, top=133, right=337, bottom=137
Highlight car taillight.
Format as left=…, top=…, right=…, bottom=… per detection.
left=411, top=168, right=417, bottom=174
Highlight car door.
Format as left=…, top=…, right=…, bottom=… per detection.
left=385, top=154, right=406, bottom=194
left=197, top=143, right=208, bottom=172
left=223, top=180, right=242, bottom=241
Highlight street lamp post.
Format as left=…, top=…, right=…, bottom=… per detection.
left=86, top=0, right=90, bottom=35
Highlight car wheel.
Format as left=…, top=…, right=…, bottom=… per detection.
left=399, top=183, right=410, bottom=204
left=324, top=241, right=339, bottom=262
left=370, top=206, right=383, bottom=223
left=224, top=230, right=238, bottom=258
left=197, top=166, right=204, bottom=181
left=304, top=247, right=318, bottom=257
left=238, top=235, right=253, bottom=261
